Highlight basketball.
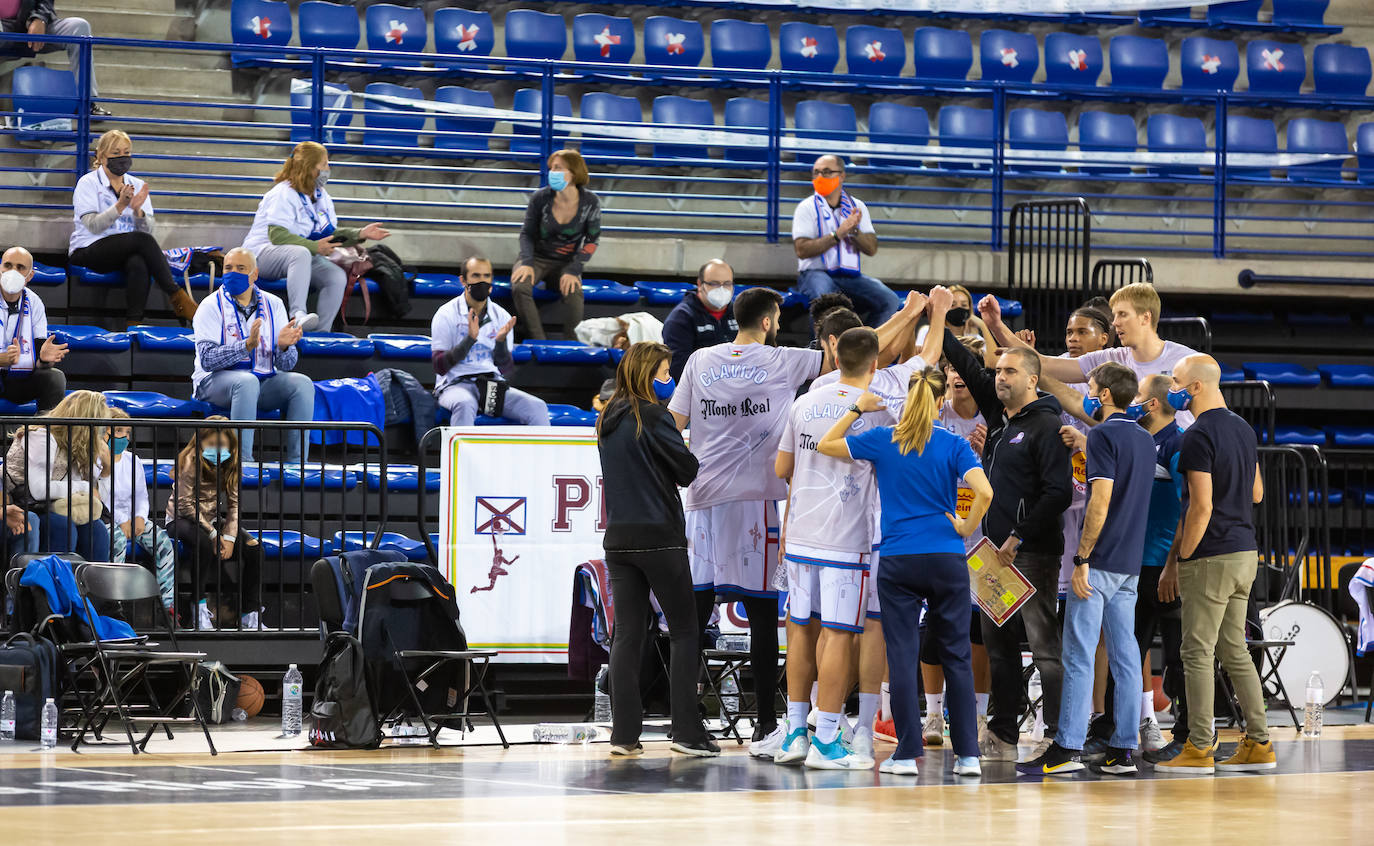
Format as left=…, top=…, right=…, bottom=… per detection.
left=237, top=675, right=265, bottom=718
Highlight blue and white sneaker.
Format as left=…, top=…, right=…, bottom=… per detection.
left=848, top=726, right=875, bottom=768
left=774, top=723, right=810, bottom=764
left=804, top=733, right=864, bottom=770
left=879, top=756, right=919, bottom=776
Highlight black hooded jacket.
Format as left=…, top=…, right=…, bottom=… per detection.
left=597, top=398, right=698, bottom=551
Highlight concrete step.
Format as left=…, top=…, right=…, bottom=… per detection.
left=11, top=59, right=240, bottom=98
left=68, top=9, right=195, bottom=42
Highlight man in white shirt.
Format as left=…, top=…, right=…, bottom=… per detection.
left=192, top=247, right=311, bottom=464
left=792, top=155, right=899, bottom=326
left=431, top=256, right=549, bottom=426
left=0, top=246, right=67, bottom=412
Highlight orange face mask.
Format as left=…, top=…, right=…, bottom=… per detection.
left=812, top=175, right=841, bottom=196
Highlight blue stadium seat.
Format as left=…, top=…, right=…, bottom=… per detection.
left=254, top=530, right=332, bottom=558
left=711, top=20, right=771, bottom=72
left=845, top=25, right=905, bottom=77
left=29, top=262, right=64, bottom=286
left=364, top=465, right=440, bottom=493
left=1006, top=108, right=1069, bottom=175
left=868, top=102, right=929, bottom=170
left=913, top=27, right=972, bottom=83
left=1272, top=425, right=1325, bottom=446
left=1319, top=364, right=1374, bottom=387
left=433, top=86, right=495, bottom=152
left=1077, top=111, right=1137, bottom=176
left=280, top=466, right=359, bottom=491
left=512, top=343, right=533, bottom=363
left=581, top=279, right=640, bottom=304
left=1358, top=123, right=1374, bottom=184
left=1137, top=8, right=1200, bottom=28
left=364, top=3, right=427, bottom=67
left=979, top=30, right=1038, bottom=85
left=128, top=325, right=194, bottom=352
left=1287, top=117, right=1350, bottom=183
left=1179, top=37, right=1241, bottom=93
left=1327, top=426, right=1374, bottom=447
left=1312, top=43, right=1370, bottom=97
left=573, top=13, right=636, bottom=67
left=1246, top=40, right=1306, bottom=95
left=510, top=88, right=573, bottom=155
left=69, top=265, right=122, bottom=285
left=1272, top=0, right=1341, bottom=33
left=142, top=461, right=176, bottom=488
left=11, top=66, right=78, bottom=143
left=362, top=83, right=427, bottom=148
left=370, top=333, right=432, bottom=360
left=636, top=281, right=695, bottom=306
left=230, top=0, right=294, bottom=68
left=299, top=1, right=359, bottom=55
left=652, top=96, right=716, bottom=160
left=0, top=400, right=37, bottom=415
left=525, top=341, right=610, bottom=365
left=579, top=92, right=641, bottom=160
left=1225, top=115, right=1279, bottom=181
left=49, top=324, right=130, bottom=352
left=794, top=100, right=857, bottom=152
left=780, top=22, right=840, bottom=74
left=433, top=8, right=495, bottom=62
left=1146, top=113, right=1207, bottom=178
left=644, top=16, right=704, bottom=70
left=1242, top=361, right=1321, bottom=385
left=937, top=105, right=993, bottom=173
left=297, top=332, right=375, bottom=358
left=1109, top=35, right=1169, bottom=90
left=548, top=404, right=599, bottom=426
left=239, top=465, right=280, bottom=489
left=334, top=531, right=429, bottom=561
left=412, top=274, right=463, bottom=298
left=289, top=79, right=352, bottom=145
left=1208, top=1, right=1267, bottom=29
left=723, top=97, right=769, bottom=162
left=1043, top=33, right=1103, bottom=87
left=492, top=274, right=555, bottom=302
left=505, top=10, right=567, bottom=60
left=1220, top=363, right=1245, bottom=383
left=103, top=391, right=209, bottom=418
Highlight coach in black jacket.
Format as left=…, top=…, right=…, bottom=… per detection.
left=662, top=259, right=739, bottom=382
left=943, top=330, right=1073, bottom=759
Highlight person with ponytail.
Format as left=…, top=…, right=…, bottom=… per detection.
left=596, top=342, right=716, bottom=758
left=817, top=364, right=992, bottom=778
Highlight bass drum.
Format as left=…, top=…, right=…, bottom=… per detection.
left=1258, top=601, right=1350, bottom=707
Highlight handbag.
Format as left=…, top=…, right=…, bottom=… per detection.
left=50, top=490, right=102, bottom=525
left=332, top=246, right=374, bottom=327
left=475, top=377, right=509, bottom=418
left=192, top=661, right=242, bottom=724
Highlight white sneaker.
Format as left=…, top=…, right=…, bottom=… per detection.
left=848, top=726, right=875, bottom=767
left=804, top=734, right=866, bottom=770
left=292, top=311, right=320, bottom=332
left=922, top=712, right=945, bottom=747
left=774, top=723, right=810, bottom=764
left=879, top=757, right=919, bottom=776
left=749, top=724, right=786, bottom=759
left=978, top=731, right=1018, bottom=762
left=197, top=600, right=214, bottom=631
left=1019, top=737, right=1053, bottom=764
left=1140, top=718, right=1167, bottom=752
left=240, top=610, right=274, bottom=631
left=953, top=755, right=982, bottom=777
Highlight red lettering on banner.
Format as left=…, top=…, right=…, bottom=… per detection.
left=552, top=476, right=591, bottom=531
left=595, top=476, right=607, bottom=532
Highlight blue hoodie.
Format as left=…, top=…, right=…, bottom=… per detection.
left=20, top=554, right=137, bottom=641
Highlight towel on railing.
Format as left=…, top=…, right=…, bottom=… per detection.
left=1352, top=559, right=1374, bottom=656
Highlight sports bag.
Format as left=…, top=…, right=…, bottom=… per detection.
left=309, top=631, right=381, bottom=749
left=0, top=633, right=59, bottom=739
left=192, top=661, right=242, bottom=725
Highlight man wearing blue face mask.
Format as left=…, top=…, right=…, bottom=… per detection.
left=0, top=246, right=67, bottom=413
left=662, top=259, right=739, bottom=382
left=191, top=247, right=313, bottom=465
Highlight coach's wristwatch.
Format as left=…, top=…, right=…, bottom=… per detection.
left=1073, top=555, right=1090, bottom=567
left=847, top=404, right=863, bottom=415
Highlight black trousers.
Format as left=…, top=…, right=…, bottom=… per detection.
left=696, top=590, right=779, bottom=730
left=70, top=231, right=178, bottom=321
left=168, top=518, right=262, bottom=610
left=606, top=547, right=706, bottom=747
left=981, top=549, right=1064, bottom=744
left=0, top=367, right=65, bottom=413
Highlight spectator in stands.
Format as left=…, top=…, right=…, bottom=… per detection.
left=0, top=3, right=106, bottom=116
left=3, top=389, right=113, bottom=560
left=591, top=378, right=615, bottom=414
left=792, top=155, right=898, bottom=327
left=243, top=141, right=391, bottom=333
left=191, top=247, right=311, bottom=465
left=69, top=130, right=198, bottom=323
left=166, top=418, right=265, bottom=631
left=512, top=149, right=601, bottom=341
left=431, top=256, right=549, bottom=427
left=0, top=246, right=67, bottom=412
left=99, top=408, right=176, bottom=617
left=662, top=259, right=738, bottom=381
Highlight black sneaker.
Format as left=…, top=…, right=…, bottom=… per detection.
left=1094, top=746, right=1138, bottom=775
left=750, top=722, right=779, bottom=743
left=90, top=105, right=113, bottom=118
left=1079, top=735, right=1110, bottom=763
left=1015, top=741, right=1084, bottom=776
left=671, top=737, right=722, bottom=757
left=1143, top=738, right=1184, bottom=765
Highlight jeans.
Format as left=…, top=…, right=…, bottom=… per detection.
left=70, top=231, right=178, bottom=322
left=437, top=381, right=550, bottom=426
left=253, top=244, right=347, bottom=332
left=982, top=550, right=1064, bottom=744
left=880, top=552, right=978, bottom=760
left=797, top=269, right=900, bottom=327
left=39, top=511, right=110, bottom=561
left=196, top=370, right=315, bottom=463
left=0, top=367, right=66, bottom=413
left=1180, top=550, right=1268, bottom=745
left=4, top=512, right=40, bottom=559
left=606, top=547, right=707, bottom=747
left=1058, top=568, right=1142, bottom=751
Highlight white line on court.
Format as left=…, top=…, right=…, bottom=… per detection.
left=290, top=761, right=631, bottom=795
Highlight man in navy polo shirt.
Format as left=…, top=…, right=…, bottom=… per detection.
left=1019, top=361, right=1154, bottom=777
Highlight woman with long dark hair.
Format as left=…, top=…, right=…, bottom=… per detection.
left=596, top=341, right=717, bottom=757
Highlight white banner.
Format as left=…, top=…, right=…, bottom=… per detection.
left=694, top=1, right=1231, bottom=10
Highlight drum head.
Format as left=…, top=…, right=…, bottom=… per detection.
left=1259, top=601, right=1350, bottom=707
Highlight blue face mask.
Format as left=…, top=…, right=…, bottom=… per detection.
left=221, top=271, right=252, bottom=297
left=548, top=170, right=568, bottom=192
left=1082, top=394, right=1103, bottom=420
left=110, top=436, right=129, bottom=456
left=1126, top=401, right=1148, bottom=421
left=652, top=376, right=676, bottom=401
left=1167, top=386, right=1193, bottom=411
left=202, top=446, right=232, bottom=465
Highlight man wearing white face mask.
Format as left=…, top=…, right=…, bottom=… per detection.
left=0, top=246, right=67, bottom=412
left=662, top=259, right=739, bottom=382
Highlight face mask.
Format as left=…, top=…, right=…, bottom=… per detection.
left=945, top=307, right=971, bottom=326
left=466, top=281, right=491, bottom=302
left=202, top=446, right=232, bottom=465
left=1082, top=395, right=1103, bottom=421
left=548, top=171, right=568, bottom=192
left=105, top=155, right=133, bottom=177
left=652, top=376, right=676, bottom=401
left=0, top=269, right=26, bottom=296
left=314, top=168, right=329, bottom=193
left=704, top=286, right=732, bottom=310
left=110, top=436, right=129, bottom=456
left=220, top=271, right=252, bottom=297
left=812, top=175, right=841, bottom=196
left=1167, top=386, right=1193, bottom=411
left=1126, top=401, right=1148, bottom=421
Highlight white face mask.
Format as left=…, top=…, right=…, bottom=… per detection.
left=0, top=269, right=26, bottom=296
left=705, top=286, right=732, bottom=310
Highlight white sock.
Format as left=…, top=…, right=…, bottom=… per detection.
left=925, top=693, right=944, bottom=718
left=1142, top=691, right=1157, bottom=723
left=787, top=700, right=810, bottom=730
left=857, top=692, right=880, bottom=731
left=976, top=693, right=989, bottom=717
left=880, top=682, right=891, bottom=720
left=816, top=710, right=841, bottom=744
left=810, top=681, right=819, bottom=708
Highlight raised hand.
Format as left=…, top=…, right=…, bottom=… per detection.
left=38, top=337, right=67, bottom=364
left=901, top=289, right=928, bottom=316
left=130, top=183, right=150, bottom=212
left=977, top=294, right=1003, bottom=325
left=245, top=317, right=262, bottom=351
left=360, top=222, right=391, bottom=241
left=115, top=183, right=135, bottom=212
left=494, top=316, right=517, bottom=342
left=969, top=422, right=987, bottom=456
left=928, top=285, right=953, bottom=313
left=856, top=391, right=887, bottom=414
left=1015, top=328, right=1037, bottom=348
left=277, top=319, right=303, bottom=350
left=0, top=341, right=20, bottom=367
left=467, top=307, right=481, bottom=339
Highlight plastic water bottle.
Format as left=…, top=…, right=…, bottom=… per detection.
left=1, top=690, right=15, bottom=741
left=1027, top=668, right=1045, bottom=742
left=282, top=663, right=303, bottom=737
left=532, top=723, right=598, bottom=744
left=1303, top=671, right=1324, bottom=738
left=719, top=673, right=740, bottom=724
left=40, top=698, right=57, bottom=749
left=593, top=666, right=611, bottom=723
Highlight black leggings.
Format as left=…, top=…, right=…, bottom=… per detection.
left=70, top=231, right=178, bottom=321
left=696, top=591, right=779, bottom=730
left=168, top=518, right=263, bottom=611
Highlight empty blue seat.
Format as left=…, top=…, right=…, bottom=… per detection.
left=724, top=97, right=769, bottom=162
left=1319, top=364, right=1374, bottom=387
left=364, top=465, right=441, bottom=493
left=1247, top=40, right=1306, bottom=95
left=11, top=66, right=78, bottom=142
left=49, top=324, right=129, bottom=352
left=1327, top=426, right=1374, bottom=447
left=937, top=105, right=993, bottom=172
left=364, top=3, right=427, bottom=66
left=979, top=30, right=1038, bottom=85
left=434, top=8, right=495, bottom=61
left=711, top=20, right=771, bottom=71
left=1358, top=123, right=1374, bottom=184
left=29, top=262, right=64, bottom=286
left=652, top=96, right=715, bottom=160
left=573, top=13, right=636, bottom=66
left=103, top=391, right=208, bottom=418
left=299, top=1, right=358, bottom=53
left=581, top=279, right=640, bottom=304
left=128, top=325, right=194, bottom=352
left=795, top=100, right=857, bottom=151
left=1208, top=1, right=1265, bottom=29
left=1226, top=115, right=1279, bottom=181
left=1220, top=363, right=1246, bottom=383
left=1044, top=33, right=1103, bottom=87
left=433, top=86, right=494, bottom=152
left=505, top=10, right=566, bottom=60
left=412, top=274, right=462, bottom=298
left=512, top=344, right=533, bottom=364
left=0, top=400, right=37, bottom=415
left=1109, top=35, right=1169, bottom=90
left=525, top=341, right=609, bottom=365
left=1312, top=43, right=1370, bottom=97
left=289, top=79, right=353, bottom=145
left=370, top=333, right=432, bottom=360
left=69, top=265, right=122, bottom=285
left=239, top=464, right=281, bottom=489
left=780, top=22, right=840, bottom=74
left=644, top=16, right=704, bottom=70
left=1287, top=117, right=1350, bottom=183
left=1272, top=425, right=1325, bottom=446
left=1273, top=0, right=1340, bottom=33
left=297, top=332, right=375, bottom=357
left=1180, top=37, right=1241, bottom=93
left=579, top=92, right=641, bottom=159
left=230, top=0, right=293, bottom=67
left=1078, top=111, right=1137, bottom=176
left=1146, top=114, right=1207, bottom=177
left=913, top=27, right=972, bottom=83
left=636, top=281, right=695, bottom=306
left=143, top=461, right=176, bottom=488
left=254, top=530, right=331, bottom=558
left=280, top=466, right=358, bottom=491
left=845, top=25, right=905, bottom=77
left=1007, top=109, right=1069, bottom=174
left=363, top=83, right=427, bottom=148
left=548, top=404, right=598, bottom=426
left=868, top=102, right=929, bottom=170
left=510, top=88, right=573, bottom=155
left=334, top=531, right=428, bottom=561
left=1137, top=7, right=1199, bottom=27
left=1242, top=361, right=1320, bottom=385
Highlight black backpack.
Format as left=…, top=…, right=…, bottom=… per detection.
left=366, top=243, right=411, bottom=320
left=0, top=633, right=59, bottom=740
left=309, top=631, right=381, bottom=749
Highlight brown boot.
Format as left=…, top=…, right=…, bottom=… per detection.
left=170, top=288, right=199, bottom=325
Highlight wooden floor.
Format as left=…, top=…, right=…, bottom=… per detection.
left=3, top=724, right=1372, bottom=845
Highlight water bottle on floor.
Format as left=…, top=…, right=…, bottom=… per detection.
left=1, top=690, right=15, bottom=741
left=1303, top=671, right=1324, bottom=738
left=40, top=698, right=57, bottom=749
left=719, top=673, right=740, bottom=725
left=593, top=666, right=612, bottom=723
left=532, top=723, right=598, bottom=744
left=282, top=663, right=303, bottom=737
